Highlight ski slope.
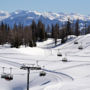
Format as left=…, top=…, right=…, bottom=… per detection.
left=0, top=34, right=90, bottom=90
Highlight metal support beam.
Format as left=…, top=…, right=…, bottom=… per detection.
left=27, top=68, right=30, bottom=90
left=20, top=64, right=41, bottom=90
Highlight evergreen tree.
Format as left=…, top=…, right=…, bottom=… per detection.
left=31, top=20, right=37, bottom=46
left=66, top=18, right=71, bottom=37
left=46, top=25, right=51, bottom=38
left=23, top=26, right=33, bottom=47
left=51, top=23, right=59, bottom=45
left=87, top=25, right=90, bottom=34
left=75, top=19, right=80, bottom=36
left=10, top=24, right=23, bottom=48
left=51, top=24, right=54, bottom=38
left=37, top=20, right=45, bottom=41
left=60, top=27, right=67, bottom=43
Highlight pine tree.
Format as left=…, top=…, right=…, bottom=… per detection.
left=37, top=20, right=45, bottom=41
left=51, top=24, right=54, bottom=38
left=51, top=23, right=59, bottom=45
left=23, top=26, right=33, bottom=47
left=10, top=24, right=23, bottom=48
left=87, top=25, right=90, bottom=34
left=66, top=18, right=71, bottom=37
left=31, top=20, right=37, bottom=46
left=60, top=27, right=67, bottom=43
left=75, top=19, right=80, bottom=36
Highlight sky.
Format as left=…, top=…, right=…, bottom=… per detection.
left=0, top=0, right=90, bottom=15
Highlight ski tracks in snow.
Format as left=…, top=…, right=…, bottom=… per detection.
left=0, top=56, right=22, bottom=68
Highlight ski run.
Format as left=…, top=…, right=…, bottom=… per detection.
left=0, top=34, right=90, bottom=90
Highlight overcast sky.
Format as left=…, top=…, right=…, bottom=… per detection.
left=0, top=0, right=90, bottom=15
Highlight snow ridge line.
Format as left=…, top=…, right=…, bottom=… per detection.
left=56, top=63, right=90, bottom=71
left=68, top=54, right=90, bottom=57
left=0, top=57, right=22, bottom=68
left=42, top=69, right=74, bottom=81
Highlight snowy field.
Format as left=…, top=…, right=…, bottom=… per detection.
left=0, top=34, right=90, bottom=90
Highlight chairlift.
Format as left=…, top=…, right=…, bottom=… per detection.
left=39, top=71, right=46, bottom=76
left=1, top=73, right=7, bottom=79
left=1, top=67, right=13, bottom=81
left=57, top=49, right=62, bottom=57
left=74, top=41, right=78, bottom=44
left=39, top=66, right=46, bottom=76
left=62, top=57, right=67, bottom=62
left=62, top=53, right=68, bottom=62
left=36, top=61, right=41, bottom=70
left=78, top=45, right=83, bottom=50
left=1, top=67, right=7, bottom=79
left=57, top=52, right=62, bottom=56
left=1, top=73, right=13, bottom=81
left=4, top=74, right=13, bottom=81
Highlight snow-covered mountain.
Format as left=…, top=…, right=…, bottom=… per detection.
left=1, top=10, right=90, bottom=27
left=0, top=10, right=10, bottom=21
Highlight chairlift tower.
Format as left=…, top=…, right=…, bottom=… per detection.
left=20, top=64, right=41, bottom=90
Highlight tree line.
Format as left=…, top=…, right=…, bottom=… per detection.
left=0, top=19, right=90, bottom=48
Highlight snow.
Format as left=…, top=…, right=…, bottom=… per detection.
left=18, top=47, right=45, bottom=56
left=0, top=10, right=10, bottom=21
left=0, top=34, right=90, bottom=90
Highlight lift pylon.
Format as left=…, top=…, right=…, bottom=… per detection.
left=20, top=64, right=41, bottom=90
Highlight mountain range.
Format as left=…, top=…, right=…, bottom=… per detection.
left=0, top=10, right=90, bottom=28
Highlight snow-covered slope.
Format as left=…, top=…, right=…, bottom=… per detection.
left=0, top=34, right=90, bottom=90
left=1, top=10, right=90, bottom=27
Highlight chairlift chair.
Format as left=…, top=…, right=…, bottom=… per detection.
left=1, top=67, right=6, bottom=79
left=62, top=57, right=67, bottom=62
left=1, top=73, right=7, bottom=79
left=4, top=74, right=13, bottom=81
left=1, top=67, right=13, bottom=81
left=78, top=45, right=83, bottom=50
left=1, top=73, right=13, bottom=81
left=74, top=41, right=78, bottom=44
left=57, top=52, right=62, bottom=56
left=39, top=71, right=46, bottom=76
